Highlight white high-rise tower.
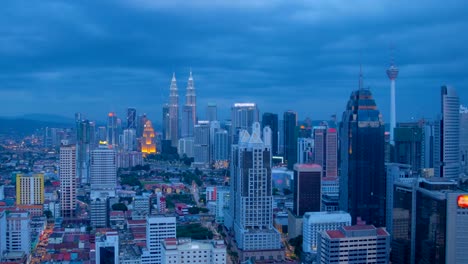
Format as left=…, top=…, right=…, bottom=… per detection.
left=225, top=122, right=284, bottom=261
left=387, top=58, right=399, bottom=144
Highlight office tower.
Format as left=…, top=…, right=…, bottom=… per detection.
left=95, top=231, right=119, bottom=264
left=177, top=138, right=194, bottom=158
left=321, top=177, right=340, bottom=212
left=423, top=121, right=434, bottom=169
left=142, top=216, right=176, bottom=264
left=116, top=151, right=143, bottom=168
left=168, top=73, right=179, bottom=147
left=162, top=238, right=226, bottom=264
left=16, top=173, right=44, bottom=205
left=123, top=128, right=137, bottom=151
left=193, top=121, right=210, bottom=166
left=216, top=186, right=230, bottom=224
left=297, top=138, right=313, bottom=164
left=339, top=81, right=386, bottom=227
left=394, top=122, right=423, bottom=172
left=434, top=86, right=460, bottom=178
left=137, top=113, right=148, bottom=138
left=98, top=126, right=107, bottom=142
left=106, top=112, right=118, bottom=146
left=226, top=123, right=283, bottom=261
left=283, top=111, right=298, bottom=170
left=460, top=105, right=468, bottom=175
left=141, top=120, right=157, bottom=155
left=230, top=103, right=259, bottom=145
left=91, top=196, right=109, bottom=228
left=209, top=121, right=221, bottom=163
left=387, top=58, right=399, bottom=144
left=302, top=211, right=351, bottom=253
left=89, top=121, right=97, bottom=149
left=181, top=71, right=197, bottom=138
left=127, top=107, right=137, bottom=129
left=76, top=119, right=91, bottom=184
left=391, top=178, right=468, bottom=264
left=90, top=143, right=117, bottom=193
left=60, top=145, right=77, bottom=218
left=317, top=222, right=390, bottom=263
left=314, top=128, right=338, bottom=177
left=207, top=103, right=217, bottom=121
left=262, top=113, right=279, bottom=156
left=134, top=195, right=150, bottom=216
left=214, top=129, right=229, bottom=161
left=6, top=211, right=31, bottom=254
left=278, top=120, right=284, bottom=155
left=293, top=164, right=322, bottom=216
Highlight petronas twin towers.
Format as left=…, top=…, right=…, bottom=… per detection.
left=166, top=71, right=197, bottom=147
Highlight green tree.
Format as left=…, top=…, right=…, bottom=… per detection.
left=44, top=210, right=53, bottom=219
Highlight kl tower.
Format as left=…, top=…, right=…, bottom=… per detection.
left=387, top=57, right=399, bottom=145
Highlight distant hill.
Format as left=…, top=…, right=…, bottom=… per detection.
left=0, top=117, right=73, bottom=136
left=19, top=114, right=75, bottom=124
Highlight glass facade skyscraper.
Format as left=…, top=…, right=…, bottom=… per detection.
left=262, top=112, right=279, bottom=156
left=339, top=88, right=386, bottom=227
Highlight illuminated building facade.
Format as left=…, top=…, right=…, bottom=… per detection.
left=141, top=120, right=157, bottom=155
left=16, top=173, right=44, bottom=205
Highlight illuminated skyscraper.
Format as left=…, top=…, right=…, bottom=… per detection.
left=123, top=128, right=137, bottom=151
left=169, top=73, right=179, bottom=147
left=182, top=71, right=197, bottom=138
left=141, top=120, right=157, bottom=155
left=386, top=57, right=399, bottom=144
left=339, top=70, right=386, bottom=227
left=434, top=86, right=460, bottom=178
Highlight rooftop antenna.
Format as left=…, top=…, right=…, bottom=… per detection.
left=359, top=52, right=364, bottom=90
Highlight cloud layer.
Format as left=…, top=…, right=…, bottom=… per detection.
left=0, top=0, right=467, bottom=123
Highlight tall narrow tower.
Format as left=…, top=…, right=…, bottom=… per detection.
left=182, top=70, right=197, bottom=138
left=386, top=58, right=399, bottom=144
left=169, top=73, right=179, bottom=147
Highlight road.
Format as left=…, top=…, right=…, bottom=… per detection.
left=30, top=222, right=54, bottom=264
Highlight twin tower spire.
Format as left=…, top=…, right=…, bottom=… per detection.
left=167, top=70, right=197, bottom=147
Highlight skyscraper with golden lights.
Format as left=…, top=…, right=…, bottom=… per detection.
left=141, top=120, right=157, bottom=155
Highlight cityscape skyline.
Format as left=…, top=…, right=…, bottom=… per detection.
left=1, top=1, right=468, bottom=122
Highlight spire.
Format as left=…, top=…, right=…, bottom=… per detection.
left=189, top=67, right=193, bottom=80
left=172, top=72, right=176, bottom=82
left=359, top=64, right=364, bottom=90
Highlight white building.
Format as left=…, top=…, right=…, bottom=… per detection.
left=178, top=138, right=194, bottom=158
left=226, top=123, right=284, bottom=262
left=161, top=238, right=226, bottom=264
left=6, top=211, right=31, bottom=254
left=216, top=187, right=230, bottom=224
left=446, top=192, right=468, bottom=263
left=434, top=86, right=460, bottom=178
left=60, top=145, right=77, bottom=218
left=123, top=128, right=137, bottom=151
left=133, top=195, right=150, bottom=215
left=460, top=105, right=468, bottom=175
left=141, top=216, right=176, bottom=264
left=96, top=231, right=119, bottom=264
left=90, top=143, right=117, bottom=192
left=297, top=137, right=313, bottom=164
left=317, top=222, right=390, bottom=263
left=302, top=211, right=351, bottom=253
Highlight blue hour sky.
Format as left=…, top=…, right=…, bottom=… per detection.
left=0, top=0, right=467, bottom=123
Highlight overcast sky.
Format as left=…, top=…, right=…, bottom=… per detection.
left=1, top=0, right=467, bottom=123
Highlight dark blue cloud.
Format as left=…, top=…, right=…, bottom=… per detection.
left=0, top=0, right=467, bottom=124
